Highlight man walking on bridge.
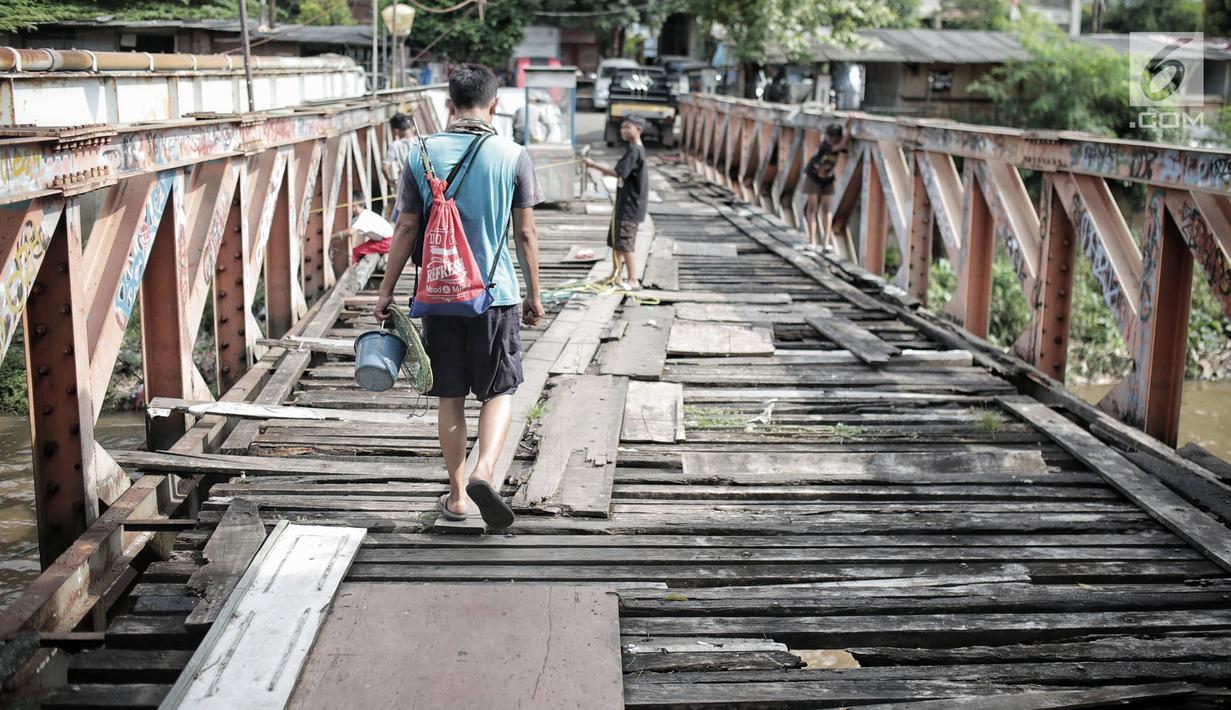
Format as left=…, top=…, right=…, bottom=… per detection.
left=374, top=64, right=545, bottom=530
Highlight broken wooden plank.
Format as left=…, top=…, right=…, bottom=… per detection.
left=256, top=336, right=354, bottom=355
left=673, top=241, right=738, bottom=258
left=563, top=244, right=610, bottom=263
left=622, top=381, right=686, bottom=444
left=287, top=584, right=624, bottom=709
left=675, top=302, right=831, bottom=324
left=184, top=499, right=266, bottom=628
left=667, top=322, right=774, bottom=357
left=514, top=375, right=628, bottom=516
left=162, top=522, right=365, bottom=710
left=147, top=398, right=426, bottom=425
left=550, top=293, right=622, bottom=374
left=998, top=395, right=1231, bottom=574
left=642, top=235, right=678, bottom=290
left=635, top=289, right=790, bottom=305
left=806, top=314, right=901, bottom=366
left=681, top=449, right=1048, bottom=479
left=600, top=305, right=674, bottom=379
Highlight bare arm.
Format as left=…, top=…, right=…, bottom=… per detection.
left=373, top=211, right=420, bottom=322
left=512, top=207, right=544, bottom=327
left=583, top=158, right=620, bottom=178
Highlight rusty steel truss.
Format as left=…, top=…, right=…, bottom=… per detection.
left=0, top=87, right=444, bottom=587
left=679, top=94, right=1231, bottom=447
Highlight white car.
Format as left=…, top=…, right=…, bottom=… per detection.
left=593, top=58, right=639, bottom=110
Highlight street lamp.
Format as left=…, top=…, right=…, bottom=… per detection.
left=381, top=4, right=415, bottom=89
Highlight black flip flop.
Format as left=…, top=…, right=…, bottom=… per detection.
left=465, top=478, right=515, bottom=531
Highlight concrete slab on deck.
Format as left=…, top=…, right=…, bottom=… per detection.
left=288, top=583, right=624, bottom=710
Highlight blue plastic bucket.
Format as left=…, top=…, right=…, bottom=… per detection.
left=353, top=330, right=407, bottom=392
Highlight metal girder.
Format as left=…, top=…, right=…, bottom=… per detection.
left=678, top=91, right=1231, bottom=453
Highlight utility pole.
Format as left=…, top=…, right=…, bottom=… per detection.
left=239, top=0, right=257, bottom=112
left=269, top=0, right=277, bottom=30
left=1069, top=0, right=1081, bottom=37
left=372, top=0, right=379, bottom=93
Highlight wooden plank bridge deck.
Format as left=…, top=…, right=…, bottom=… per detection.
left=39, top=163, right=1231, bottom=709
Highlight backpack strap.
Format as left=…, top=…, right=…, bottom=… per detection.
left=486, top=212, right=512, bottom=287
left=444, top=133, right=491, bottom=200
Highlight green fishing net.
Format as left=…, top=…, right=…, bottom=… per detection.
left=388, top=307, right=433, bottom=394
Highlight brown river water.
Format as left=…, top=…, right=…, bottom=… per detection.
left=0, top=383, right=1227, bottom=612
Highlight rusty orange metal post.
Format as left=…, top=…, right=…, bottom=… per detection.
left=215, top=174, right=251, bottom=393
left=860, top=144, right=889, bottom=275
left=905, top=161, right=933, bottom=302
left=1032, top=177, right=1078, bottom=380
left=23, top=203, right=99, bottom=568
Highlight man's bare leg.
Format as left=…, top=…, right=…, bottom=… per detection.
left=819, top=194, right=835, bottom=251
left=468, top=393, right=514, bottom=486
left=438, top=396, right=469, bottom=515
left=804, top=195, right=819, bottom=246
left=620, top=249, right=639, bottom=287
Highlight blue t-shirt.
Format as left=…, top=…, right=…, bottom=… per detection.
left=398, top=132, right=543, bottom=308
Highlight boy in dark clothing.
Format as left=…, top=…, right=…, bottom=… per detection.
left=803, top=120, right=851, bottom=252
left=584, top=114, right=648, bottom=289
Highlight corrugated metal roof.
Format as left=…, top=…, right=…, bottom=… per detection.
left=42, top=19, right=375, bottom=47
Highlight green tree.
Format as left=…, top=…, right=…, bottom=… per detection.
left=941, top=0, right=1013, bottom=30
left=1100, top=0, right=1202, bottom=33
left=0, top=0, right=249, bottom=32
left=295, top=0, right=356, bottom=25
left=1209, top=0, right=1231, bottom=36
left=687, top=0, right=898, bottom=63
left=970, top=15, right=1175, bottom=142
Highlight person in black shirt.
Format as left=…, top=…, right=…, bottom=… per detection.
left=802, top=120, right=851, bottom=251
left=584, top=114, right=648, bottom=290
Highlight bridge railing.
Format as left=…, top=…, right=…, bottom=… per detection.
left=679, top=93, right=1231, bottom=447
left=0, top=85, right=447, bottom=640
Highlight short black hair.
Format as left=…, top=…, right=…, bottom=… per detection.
left=825, top=123, right=843, bottom=138
left=390, top=112, right=412, bottom=131
left=621, top=114, right=646, bottom=128
left=448, top=64, right=499, bottom=110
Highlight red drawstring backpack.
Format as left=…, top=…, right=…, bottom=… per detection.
left=409, top=133, right=510, bottom=318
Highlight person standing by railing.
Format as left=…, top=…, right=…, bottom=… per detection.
left=802, top=120, right=851, bottom=252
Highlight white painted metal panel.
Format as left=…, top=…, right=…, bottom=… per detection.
left=116, top=76, right=173, bottom=123
left=161, top=522, right=366, bottom=710
left=10, top=78, right=109, bottom=125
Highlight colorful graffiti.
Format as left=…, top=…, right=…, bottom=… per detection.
left=1176, top=200, right=1231, bottom=319
left=1070, top=192, right=1138, bottom=346
left=113, top=172, right=174, bottom=327
left=1138, top=191, right=1165, bottom=323
left=0, top=204, right=62, bottom=359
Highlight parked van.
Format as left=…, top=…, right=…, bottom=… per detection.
left=593, top=57, right=639, bottom=110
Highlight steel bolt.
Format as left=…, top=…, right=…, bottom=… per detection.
left=1053, top=362, right=1062, bottom=371
left=238, top=329, right=245, bottom=336
left=31, top=282, right=44, bottom=296
left=61, top=304, right=71, bottom=315
left=235, top=304, right=243, bottom=311
left=221, top=365, right=231, bottom=374
left=43, top=441, right=58, bottom=456
left=217, top=263, right=227, bottom=273
left=219, top=290, right=228, bottom=298
left=234, top=252, right=242, bottom=259
left=68, top=424, right=79, bottom=435
left=57, top=262, right=67, bottom=274
left=36, top=365, right=49, bottom=376
left=235, top=277, right=242, bottom=285
left=219, top=316, right=229, bottom=324
left=63, top=345, right=73, bottom=356
left=42, top=405, right=53, bottom=415
left=34, top=324, right=47, bottom=336
left=1054, top=336, right=1063, bottom=344
left=66, top=386, right=75, bottom=395
left=73, top=499, right=84, bottom=512
left=220, top=341, right=230, bottom=349
left=47, top=481, right=60, bottom=495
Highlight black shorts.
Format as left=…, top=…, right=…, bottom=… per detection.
left=420, top=304, right=524, bottom=402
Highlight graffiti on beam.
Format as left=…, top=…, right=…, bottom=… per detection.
left=1187, top=153, right=1231, bottom=193
left=113, top=172, right=174, bottom=327
left=1139, top=190, right=1164, bottom=323
left=1070, top=192, right=1137, bottom=345
left=1177, top=201, right=1231, bottom=319
left=114, top=125, right=239, bottom=173
left=202, top=168, right=237, bottom=289
left=0, top=203, right=62, bottom=358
